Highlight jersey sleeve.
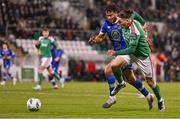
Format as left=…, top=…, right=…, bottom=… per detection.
left=36, top=37, right=42, bottom=49
left=131, top=12, right=145, bottom=25
left=100, top=21, right=107, bottom=34
left=57, top=50, right=63, bottom=57
left=48, top=36, right=55, bottom=43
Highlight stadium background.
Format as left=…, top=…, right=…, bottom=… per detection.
left=0, top=0, right=179, bottom=82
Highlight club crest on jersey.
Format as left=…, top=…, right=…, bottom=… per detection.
left=111, top=30, right=120, bottom=41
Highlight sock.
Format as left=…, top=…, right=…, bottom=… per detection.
left=7, top=72, right=14, bottom=79
left=2, top=73, right=7, bottom=81
left=152, top=84, right=162, bottom=101
left=106, top=74, right=116, bottom=96
left=38, top=73, right=44, bottom=85
left=112, top=68, right=124, bottom=84
left=53, top=72, right=60, bottom=81
left=134, top=79, right=149, bottom=97
left=48, top=75, right=56, bottom=86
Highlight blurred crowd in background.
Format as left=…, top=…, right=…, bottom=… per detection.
left=0, top=0, right=179, bottom=82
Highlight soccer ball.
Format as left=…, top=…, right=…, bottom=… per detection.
left=27, top=98, right=41, bottom=111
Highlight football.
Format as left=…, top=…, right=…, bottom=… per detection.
left=26, top=98, right=41, bottom=112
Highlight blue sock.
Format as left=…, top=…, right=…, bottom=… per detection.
left=8, top=72, right=14, bottom=79
left=2, top=73, right=7, bottom=81
left=49, top=75, right=56, bottom=86
left=134, top=79, right=149, bottom=97
left=106, top=74, right=116, bottom=96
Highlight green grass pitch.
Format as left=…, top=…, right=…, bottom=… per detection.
left=0, top=81, right=180, bottom=118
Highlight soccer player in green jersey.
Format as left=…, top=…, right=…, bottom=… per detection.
left=107, top=10, right=165, bottom=111
left=89, top=4, right=154, bottom=109
left=33, top=28, right=61, bottom=90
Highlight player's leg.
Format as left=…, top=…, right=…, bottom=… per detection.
left=136, top=56, right=165, bottom=111
left=33, top=58, right=49, bottom=90
left=102, top=63, right=117, bottom=108
left=53, top=65, right=64, bottom=88
left=47, top=66, right=58, bottom=89
left=110, top=56, right=128, bottom=96
left=123, top=69, right=154, bottom=110
left=58, top=69, right=65, bottom=88
left=1, top=69, right=8, bottom=86
left=6, top=67, right=17, bottom=85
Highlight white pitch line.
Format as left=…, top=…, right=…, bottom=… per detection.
left=0, top=90, right=140, bottom=98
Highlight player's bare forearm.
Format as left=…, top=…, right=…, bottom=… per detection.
left=88, top=33, right=105, bottom=44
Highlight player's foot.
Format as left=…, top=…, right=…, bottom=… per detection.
left=60, top=78, right=65, bottom=88
left=54, top=84, right=59, bottom=89
left=13, top=78, right=17, bottom=86
left=111, top=81, right=126, bottom=96
left=102, top=96, right=116, bottom=108
left=33, top=85, right=41, bottom=91
left=147, top=94, right=154, bottom=110
left=158, top=98, right=165, bottom=111
left=0, top=81, right=5, bottom=86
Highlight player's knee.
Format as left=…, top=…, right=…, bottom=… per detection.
left=146, top=77, right=155, bottom=88
left=38, top=68, right=43, bottom=73
left=104, top=65, right=112, bottom=75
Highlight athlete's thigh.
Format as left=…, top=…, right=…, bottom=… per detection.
left=110, top=55, right=130, bottom=69
left=123, top=69, right=136, bottom=85
left=41, top=57, right=52, bottom=68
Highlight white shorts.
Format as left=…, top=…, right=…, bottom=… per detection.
left=40, top=57, right=52, bottom=68
left=119, top=55, right=153, bottom=78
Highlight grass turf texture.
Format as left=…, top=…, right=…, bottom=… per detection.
left=0, top=82, right=180, bottom=118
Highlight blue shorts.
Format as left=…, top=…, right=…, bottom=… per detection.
left=3, top=63, right=11, bottom=69
left=52, top=64, right=59, bottom=73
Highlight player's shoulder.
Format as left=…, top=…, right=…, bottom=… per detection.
left=102, top=19, right=109, bottom=26
left=38, top=36, right=44, bottom=41
left=48, top=36, right=55, bottom=42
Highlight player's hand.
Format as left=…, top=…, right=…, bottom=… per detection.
left=107, top=50, right=116, bottom=56
left=88, top=34, right=97, bottom=44
left=55, top=57, right=60, bottom=62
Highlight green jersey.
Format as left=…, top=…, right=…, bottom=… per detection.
left=36, top=36, right=54, bottom=57
left=115, top=20, right=151, bottom=57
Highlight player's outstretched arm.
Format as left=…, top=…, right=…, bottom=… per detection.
left=113, top=35, right=140, bottom=56
left=88, top=33, right=105, bottom=44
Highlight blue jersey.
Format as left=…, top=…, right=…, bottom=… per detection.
left=51, top=47, right=63, bottom=72
left=0, top=49, right=16, bottom=69
left=100, top=19, right=132, bottom=71
left=100, top=19, right=128, bottom=51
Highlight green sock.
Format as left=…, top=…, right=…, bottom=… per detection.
left=53, top=72, right=60, bottom=81
left=152, top=84, right=162, bottom=101
left=112, top=68, right=123, bottom=84
left=38, top=73, right=44, bottom=85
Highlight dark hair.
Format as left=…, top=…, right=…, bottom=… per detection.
left=119, top=9, right=133, bottom=18
left=2, top=42, right=9, bottom=48
left=42, top=27, right=49, bottom=32
left=105, top=4, right=118, bottom=13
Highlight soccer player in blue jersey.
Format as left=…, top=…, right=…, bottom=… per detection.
left=0, top=42, right=17, bottom=86
left=49, top=44, right=65, bottom=88
left=89, top=4, right=154, bottom=109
